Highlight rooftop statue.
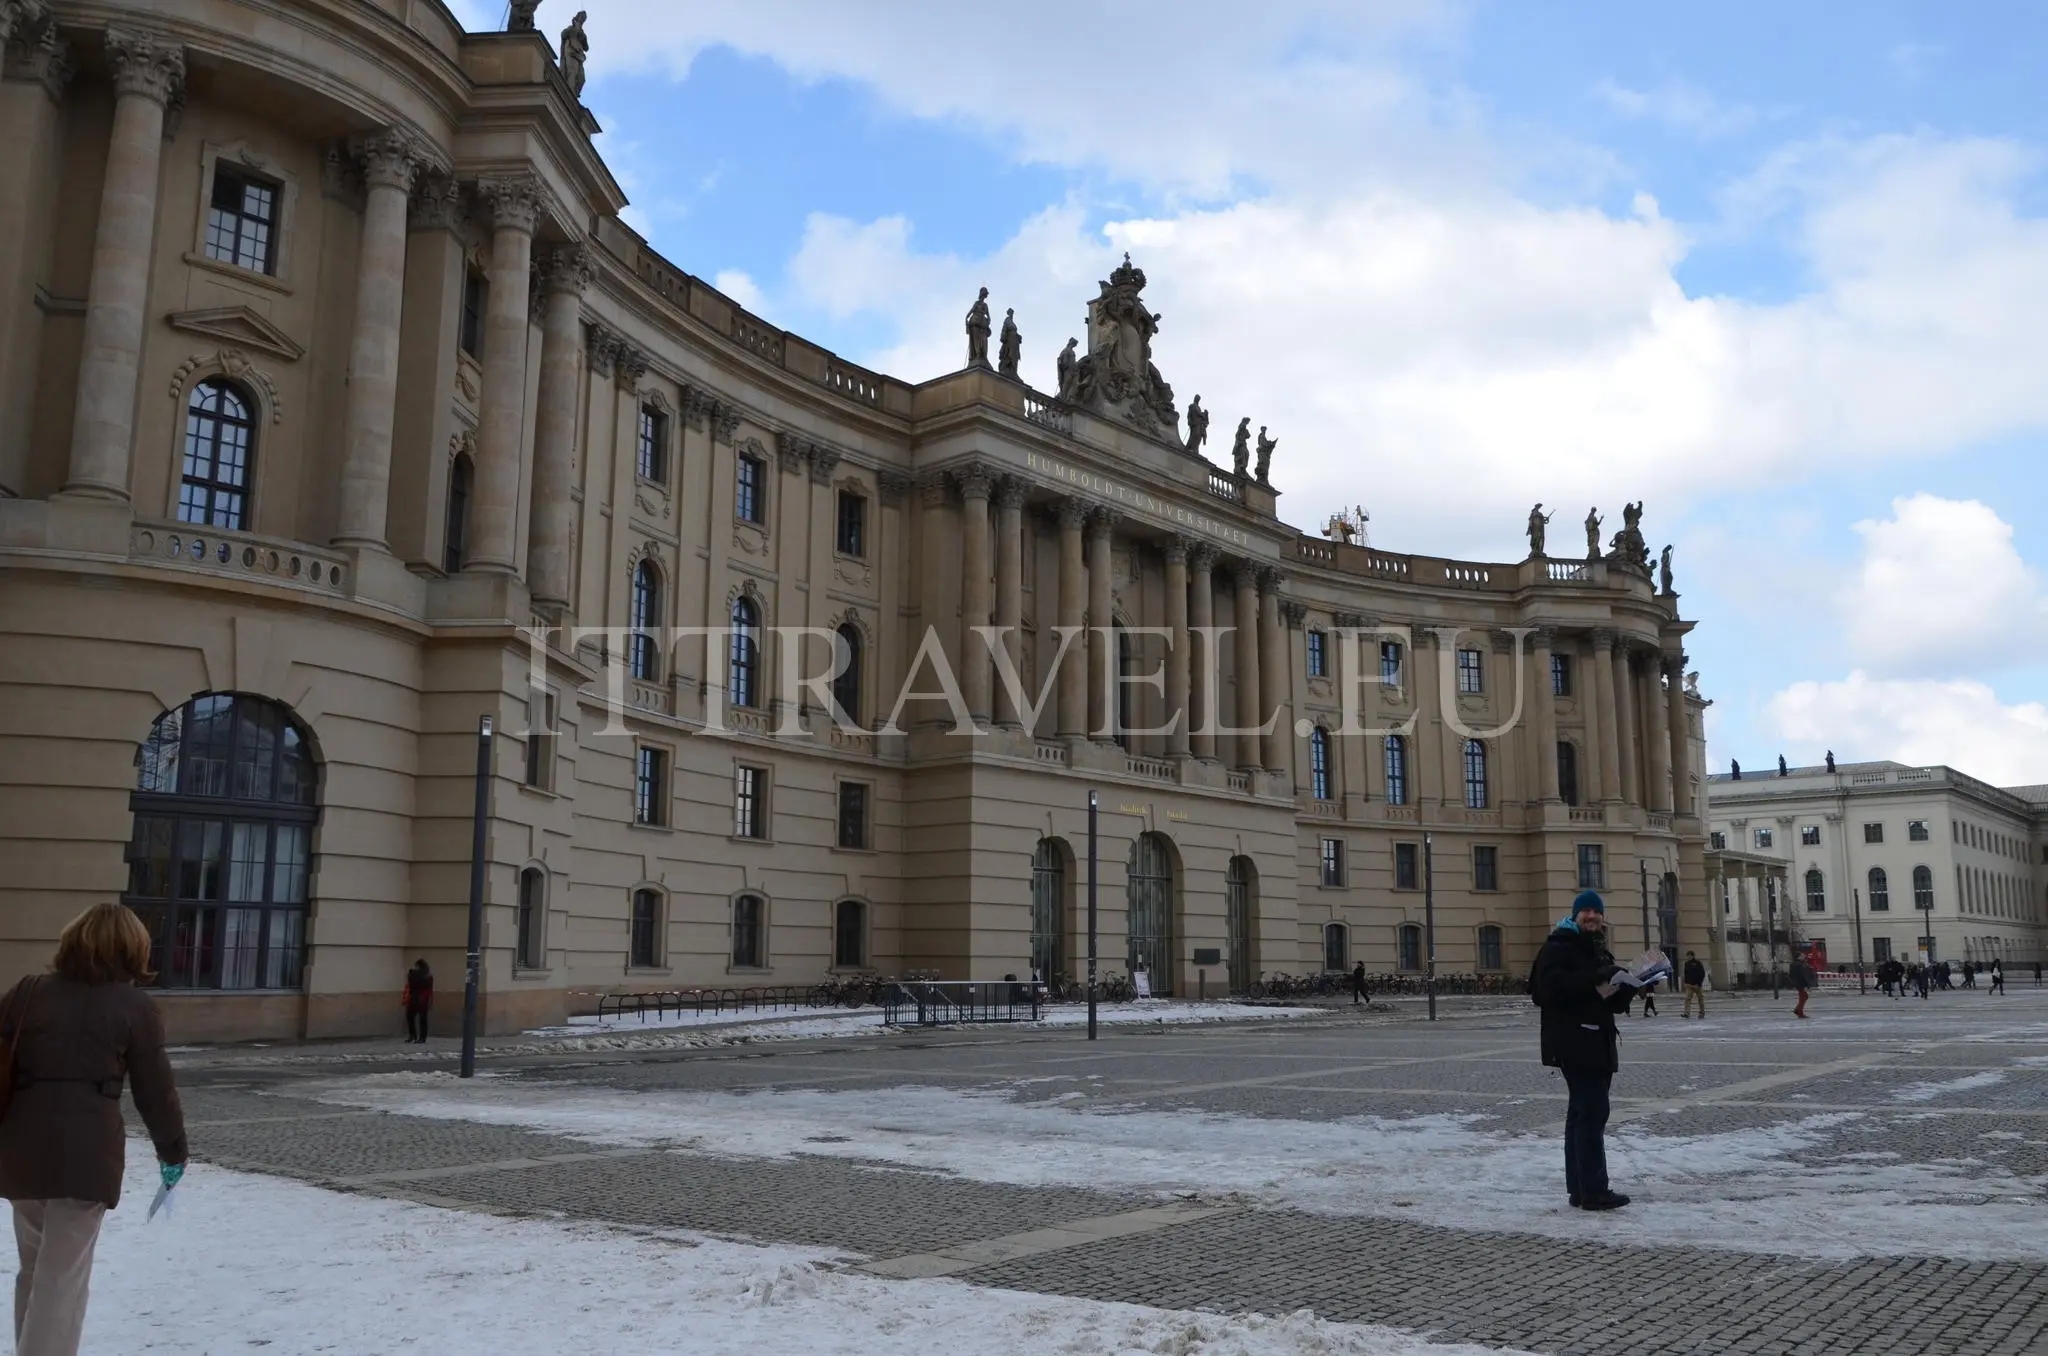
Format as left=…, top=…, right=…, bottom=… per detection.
left=559, top=10, right=588, bottom=97
left=1659, top=544, right=1674, bottom=595
left=1584, top=507, right=1602, bottom=560
left=1184, top=395, right=1209, bottom=456
left=997, top=308, right=1021, bottom=379
left=1254, top=426, right=1277, bottom=483
left=1230, top=417, right=1251, bottom=479
left=1055, top=337, right=1078, bottom=400
left=964, top=287, right=991, bottom=368
left=508, top=0, right=542, bottom=32
left=1527, top=502, right=1551, bottom=557
left=1061, top=254, right=1181, bottom=441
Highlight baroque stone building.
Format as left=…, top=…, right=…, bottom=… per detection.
left=0, top=0, right=1711, bottom=1039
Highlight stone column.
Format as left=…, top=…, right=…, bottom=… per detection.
left=1086, top=508, right=1117, bottom=741
left=957, top=464, right=995, bottom=726
left=333, top=130, right=424, bottom=547
left=1532, top=627, right=1560, bottom=802
left=1664, top=654, right=1691, bottom=817
left=525, top=244, right=590, bottom=609
left=1055, top=498, right=1089, bottom=739
left=1612, top=641, right=1640, bottom=804
left=1590, top=630, right=1620, bottom=803
left=466, top=174, right=542, bottom=573
left=993, top=477, right=1026, bottom=728
left=62, top=29, right=183, bottom=500
left=1188, top=546, right=1217, bottom=761
left=1259, top=568, right=1289, bottom=775
left=1231, top=560, right=1262, bottom=771
left=1413, top=629, right=1442, bottom=808
left=1163, top=539, right=1191, bottom=758
left=1645, top=654, right=1673, bottom=814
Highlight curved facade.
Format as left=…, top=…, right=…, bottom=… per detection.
left=0, top=0, right=1712, bottom=1039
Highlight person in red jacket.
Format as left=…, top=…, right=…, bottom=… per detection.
left=401, top=960, right=433, bottom=1044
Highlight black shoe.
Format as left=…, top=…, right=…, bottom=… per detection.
left=1568, top=1194, right=1581, bottom=1208
left=1580, top=1191, right=1631, bottom=1211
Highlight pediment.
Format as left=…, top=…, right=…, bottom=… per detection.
left=164, top=306, right=305, bottom=363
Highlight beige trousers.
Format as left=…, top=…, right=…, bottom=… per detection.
left=12, top=1199, right=107, bottom=1356
left=1682, top=983, right=1705, bottom=1018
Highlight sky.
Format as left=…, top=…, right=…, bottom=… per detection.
left=455, top=0, right=2048, bottom=784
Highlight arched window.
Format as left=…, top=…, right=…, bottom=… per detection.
left=1913, top=865, right=1934, bottom=911
left=628, top=561, right=662, bottom=681
left=1868, top=867, right=1890, bottom=912
left=1323, top=921, right=1348, bottom=973
left=1031, top=839, right=1065, bottom=984
left=443, top=450, right=473, bottom=574
left=1556, top=741, right=1579, bottom=806
left=832, top=623, right=863, bottom=726
left=1397, top=923, right=1423, bottom=972
left=834, top=898, right=867, bottom=969
left=516, top=868, right=545, bottom=969
left=629, top=888, right=662, bottom=968
left=1477, top=924, right=1504, bottom=971
left=1225, top=856, right=1256, bottom=995
left=125, top=694, right=318, bottom=990
left=730, top=596, right=760, bottom=708
left=731, top=894, right=765, bottom=968
left=1463, top=739, right=1488, bottom=810
left=1805, top=868, right=1826, bottom=913
left=1125, top=833, right=1175, bottom=996
left=1309, top=727, right=1332, bottom=801
left=1384, top=735, right=1408, bottom=806
left=179, top=378, right=255, bottom=530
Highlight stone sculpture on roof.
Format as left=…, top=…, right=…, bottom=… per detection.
left=1527, top=503, right=1551, bottom=557
left=965, top=287, right=992, bottom=368
left=1061, top=254, right=1180, bottom=441
left=1230, top=417, right=1251, bottom=478
left=508, top=0, right=542, bottom=32
left=1184, top=395, right=1209, bottom=457
left=997, top=308, right=1021, bottom=378
left=559, top=10, right=588, bottom=96
left=1254, top=426, right=1277, bottom=483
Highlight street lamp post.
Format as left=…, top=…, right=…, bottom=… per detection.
left=1639, top=856, right=1652, bottom=956
left=1423, top=832, right=1437, bottom=1022
left=1086, top=789, right=1099, bottom=1042
left=1850, top=887, right=1866, bottom=994
left=459, top=713, right=493, bottom=1079
left=1766, top=875, right=1780, bottom=1000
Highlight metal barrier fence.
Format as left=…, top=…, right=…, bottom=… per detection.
left=881, top=979, right=1042, bottom=1027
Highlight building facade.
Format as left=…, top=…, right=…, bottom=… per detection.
left=0, top=0, right=1711, bottom=1040
left=1706, top=762, right=2046, bottom=975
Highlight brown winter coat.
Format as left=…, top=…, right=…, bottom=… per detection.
left=0, top=974, right=187, bottom=1208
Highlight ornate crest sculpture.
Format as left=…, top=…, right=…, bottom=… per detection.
left=1056, top=254, right=1180, bottom=441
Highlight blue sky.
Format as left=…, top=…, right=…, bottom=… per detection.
left=458, top=1, right=2048, bottom=782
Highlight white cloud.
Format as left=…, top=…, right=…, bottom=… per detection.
left=1767, top=672, right=2048, bottom=786
left=712, top=268, right=767, bottom=314
left=1843, top=495, right=2046, bottom=675
left=1595, top=79, right=1770, bottom=140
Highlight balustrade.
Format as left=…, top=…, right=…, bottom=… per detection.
left=1126, top=755, right=1175, bottom=781
left=1207, top=471, right=1243, bottom=503
left=1023, top=393, right=1073, bottom=435
left=130, top=522, right=347, bottom=594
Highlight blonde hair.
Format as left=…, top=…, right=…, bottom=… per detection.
left=52, top=903, right=156, bottom=985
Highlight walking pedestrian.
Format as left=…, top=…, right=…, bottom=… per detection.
left=1790, top=955, right=1813, bottom=1018
left=2034, top=960, right=2042, bottom=987
left=1989, top=959, right=2005, bottom=996
left=1962, top=960, right=1977, bottom=989
left=0, top=903, right=188, bottom=1356
left=1530, top=889, right=1635, bottom=1211
left=401, top=959, right=434, bottom=1043
left=1350, top=960, right=1368, bottom=1006
left=1914, top=962, right=1929, bottom=999
left=1680, top=951, right=1707, bottom=1018
left=1639, top=979, right=1659, bottom=1017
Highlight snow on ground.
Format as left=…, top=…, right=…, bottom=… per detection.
left=525, top=999, right=1321, bottom=1039
left=311, top=1065, right=2048, bottom=1264
left=1894, top=1071, right=2006, bottom=1102
left=65, top=1154, right=1526, bottom=1356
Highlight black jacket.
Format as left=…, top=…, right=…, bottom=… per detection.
left=1682, top=958, right=1706, bottom=986
left=1531, top=926, right=1633, bottom=1072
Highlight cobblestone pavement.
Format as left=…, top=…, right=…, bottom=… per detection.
left=164, top=989, right=2048, bottom=1355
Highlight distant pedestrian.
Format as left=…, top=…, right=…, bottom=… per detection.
left=1680, top=951, right=1707, bottom=1019
left=1962, top=961, right=1977, bottom=989
left=1350, top=961, right=1368, bottom=1006
left=1989, top=959, right=2005, bottom=996
left=402, top=959, right=433, bottom=1043
left=1790, top=956, right=1813, bottom=1019
left=1639, top=979, right=1659, bottom=1017
left=2034, top=961, right=2042, bottom=986
left=1914, top=963, right=1929, bottom=999
left=0, top=903, right=188, bottom=1356
left=1530, top=890, right=1635, bottom=1212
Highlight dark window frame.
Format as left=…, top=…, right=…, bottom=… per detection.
left=629, top=888, right=662, bottom=968
left=1463, top=739, right=1488, bottom=810
left=735, top=452, right=766, bottom=524
left=515, top=867, right=546, bottom=969
left=834, top=898, right=867, bottom=969
left=633, top=746, right=666, bottom=827
left=443, top=451, right=473, bottom=574
left=734, top=763, right=767, bottom=840
left=1577, top=843, right=1605, bottom=890
left=831, top=624, right=862, bottom=726
left=1309, top=727, right=1332, bottom=800
left=204, top=164, right=280, bottom=275
left=1473, top=845, right=1499, bottom=892
left=1550, top=653, right=1572, bottom=697
left=628, top=561, right=662, bottom=681
left=1456, top=647, right=1483, bottom=694
left=1869, top=867, right=1890, bottom=912
left=459, top=268, right=487, bottom=359
left=731, top=894, right=765, bottom=969
left=1380, top=640, right=1403, bottom=687
left=636, top=404, right=669, bottom=484
left=1397, top=923, right=1423, bottom=972
left=835, top=489, right=867, bottom=558
left=1384, top=735, right=1408, bottom=806
left=179, top=378, right=256, bottom=532
left=836, top=781, right=870, bottom=850
left=1319, top=836, right=1344, bottom=887
left=1306, top=630, right=1327, bottom=678
left=1394, top=841, right=1419, bottom=891
left=1477, top=924, right=1504, bottom=971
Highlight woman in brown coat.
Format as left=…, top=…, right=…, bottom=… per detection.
left=0, top=903, right=187, bottom=1355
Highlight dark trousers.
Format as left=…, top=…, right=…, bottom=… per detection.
left=1562, top=1067, right=1612, bottom=1199
left=405, top=1006, right=429, bottom=1042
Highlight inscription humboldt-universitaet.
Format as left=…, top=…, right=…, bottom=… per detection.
left=1023, top=452, right=1253, bottom=548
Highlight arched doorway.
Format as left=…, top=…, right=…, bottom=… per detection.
left=1126, top=832, right=1175, bottom=996
left=1225, top=855, right=1257, bottom=994
left=1030, top=838, right=1067, bottom=984
left=124, top=693, right=320, bottom=989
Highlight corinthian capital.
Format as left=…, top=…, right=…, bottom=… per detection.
left=349, top=127, right=427, bottom=192
left=539, top=242, right=593, bottom=296
left=0, top=1, right=51, bottom=51
left=953, top=463, right=996, bottom=501
left=477, top=173, right=543, bottom=233
left=105, top=27, right=184, bottom=106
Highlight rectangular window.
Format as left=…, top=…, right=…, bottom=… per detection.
left=1872, top=937, right=1892, bottom=963
left=633, top=746, right=666, bottom=827
left=837, top=781, right=869, bottom=850
left=1576, top=844, right=1605, bottom=890
left=1864, top=822, right=1884, bottom=844
left=736, top=453, right=765, bottom=524
left=1456, top=648, right=1483, bottom=694
left=1380, top=640, right=1403, bottom=687
left=629, top=889, right=661, bottom=969
left=1394, top=842, right=1419, bottom=890
left=1473, top=845, right=1499, bottom=892
left=204, top=166, right=278, bottom=275
left=734, top=764, right=766, bottom=839
left=1320, top=837, right=1344, bottom=887
left=1709, top=830, right=1726, bottom=850
left=636, top=406, right=668, bottom=483
left=1801, top=825, right=1821, bottom=847
left=1754, top=827, right=1774, bottom=849
left=1550, top=653, right=1572, bottom=697
left=836, top=490, right=867, bottom=557
left=731, top=895, right=764, bottom=969
left=459, top=269, right=486, bottom=359
left=1306, top=630, right=1327, bottom=679
left=523, top=689, right=557, bottom=791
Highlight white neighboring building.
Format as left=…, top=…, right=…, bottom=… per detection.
left=1705, top=761, right=2046, bottom=973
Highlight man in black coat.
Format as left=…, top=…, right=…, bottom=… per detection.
left=1680, top=950, right=1707, bottom=1019
left=1531, top=889, right=1636, bottom=1211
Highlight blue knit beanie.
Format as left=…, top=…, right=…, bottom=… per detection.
left=1572, top=889, right=1606, bottom=915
